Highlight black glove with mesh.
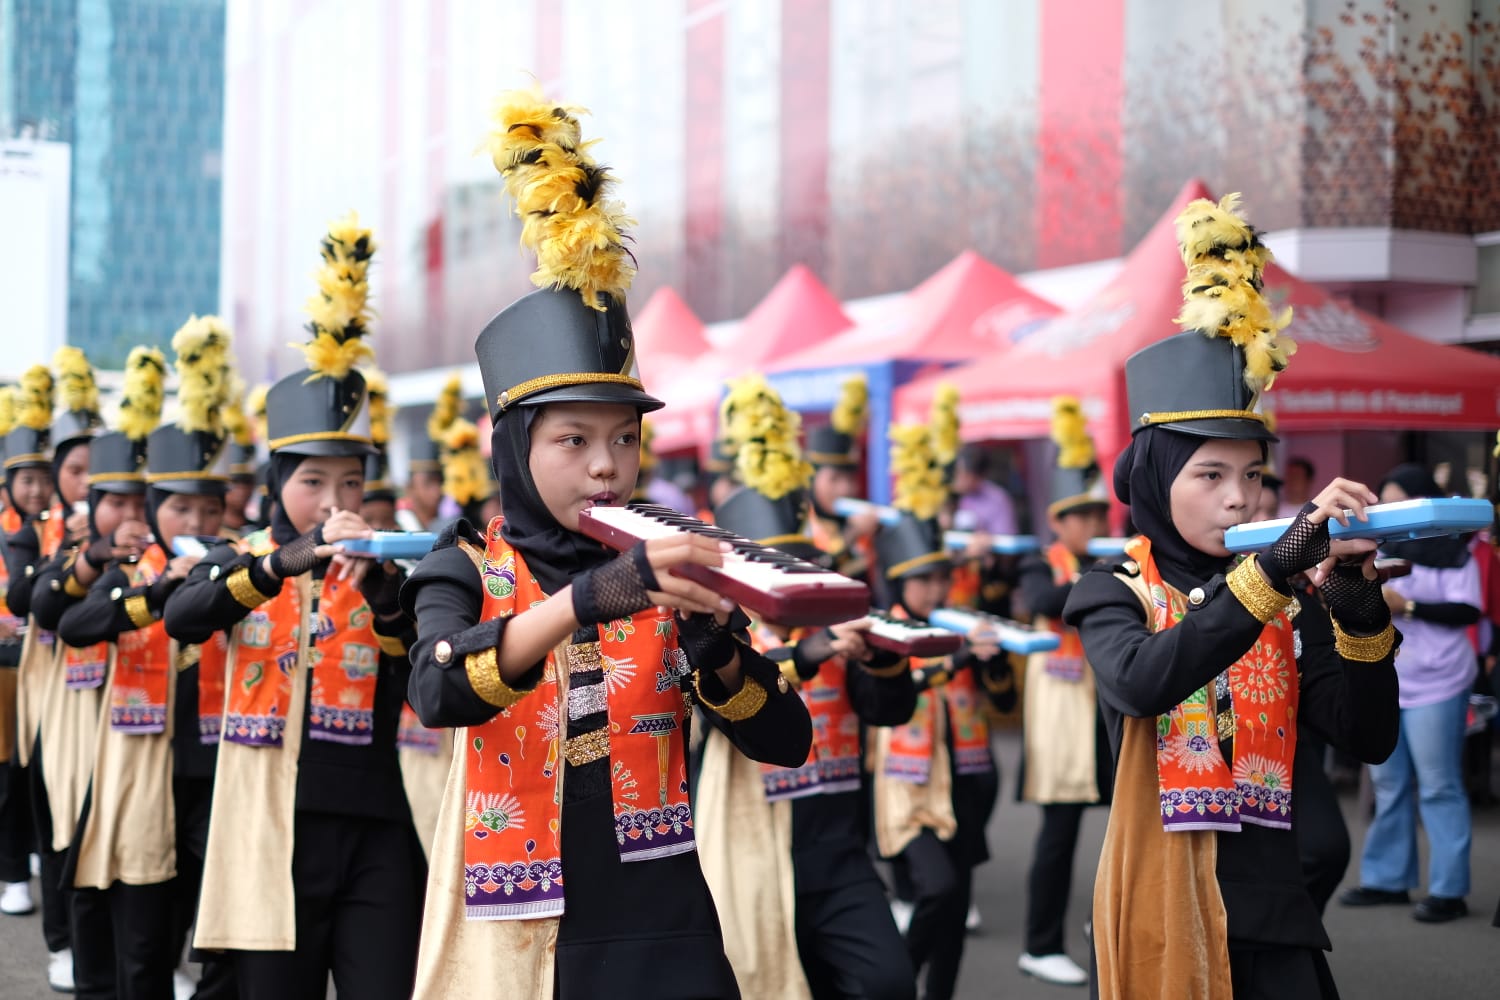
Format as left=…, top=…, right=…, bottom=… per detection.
left=1257, top=502, right=1330, bottom=590
left=676, top=613, right=738, bottom=673
left=1318, top=561, right=1391, bottom=635
left=571, top=543, right=659, bottom=627
left=268, top=525, right=327, bottom=579
left=82, top=534, right=117, bottom=570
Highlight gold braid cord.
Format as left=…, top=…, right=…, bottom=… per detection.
left=1225, top=556, right=1293, bottom=624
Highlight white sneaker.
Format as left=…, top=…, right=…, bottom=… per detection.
left=890, top=898, right=914, bottom=935
left=965, top=901, right=982, bottom=932
left=1019, top=952, right=1089, bottom=986
left=48, top=948, right=75, bottom=993
left=174, top=967, right=197, bottom=1000
left=1, top=881, right=35, bottom=915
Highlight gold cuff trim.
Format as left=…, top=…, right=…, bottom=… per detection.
left=64, top=573, right=90, bottom=598
left=1226, top=556, right=1291, bottom=624
left=464, top=648, right=528, bottom=709
left=377, top=633, right=407, bottom=657
left=88, top=471, right=145, bottom=485
left=225, top=566, right=273, bottom=609
left=695, top=673, right=769, bottom=721
left=563, top=726, right=612, bottom=766
left=1138, top=408, right=1266, bottom=428
left=1333, top=621, right=1396, bottom=662
left=145, top=471, right=231, bottom=484
left=778, top=658, right=802, bottom=688
left=124, top=593, right=156, bottom=629
left=497, top=373, right=645, bottom=411
left=885, top=551, right=950, bottom=581
left=267, top=431, right=372, bottom=451
left=862, top=658, right=909, bottom=678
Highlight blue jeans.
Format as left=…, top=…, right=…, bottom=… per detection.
left=1359, top=689, right=1472, bottom=898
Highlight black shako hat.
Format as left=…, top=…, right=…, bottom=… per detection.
left=714, top=487, right=823, bottom=564
left=874, top=511, right=951, bottom=583
left=475, top=288, right=662, bottom=418
left=1125, top=333, right=1276, bottom=443
left=147, top=426, right=229, bottom=496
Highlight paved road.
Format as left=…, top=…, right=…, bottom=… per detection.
left=1, top=731, right=1494, bottom=998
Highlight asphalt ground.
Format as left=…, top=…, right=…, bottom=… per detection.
left=0, top=729, right=1494, bottom=998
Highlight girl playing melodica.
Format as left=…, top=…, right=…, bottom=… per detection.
left=397, top=90, right=812, bottom=1000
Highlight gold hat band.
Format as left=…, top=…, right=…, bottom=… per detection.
left=497, top=372, right=645, bottom=411
left=1047, top=493, right=1110, bottom=518
left=806, top=451, right=858, bottom=467
left=267, top=431, right=373, bottom=451
left=885, top=550, right=949, bottom=581
left=4, top=453, right=48, bottom=469
left=1138, top=408, right=1266, bottom=428
left=146, top=471, right=231, bottom=485
left=88, top=471, right=145, bottom=485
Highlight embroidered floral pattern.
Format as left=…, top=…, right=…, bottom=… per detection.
left=1231, top=640, right=1291, bottom=705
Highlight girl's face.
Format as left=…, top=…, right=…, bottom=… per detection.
left=279, top=456, right=364, bottom=535
left=155, top=492, right=226, bottom=545
left=1167, top=438, right=1264, bottom=558
left=527, top=402, right=640, bottom=532
left=57, top=444, right=90, bottom=505
left=94, top=491, right=146, bottom=540
left=1379, top=480, right=1409, bottom=504
left=1050, top=505, right=1109, bottom=558
left=899, top=567, right=952, bottom=619
left=8, top=468, right=52, bottom=516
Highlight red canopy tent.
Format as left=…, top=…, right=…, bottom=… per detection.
left=770, top=250, right=1060, bottom=370
left=896, top=178, right=1500, bottom=477
left=632, top=286, right=711, bottom=385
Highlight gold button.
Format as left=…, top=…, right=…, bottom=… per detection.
left=110, top=587, right=123, bottom=601
left=434, top=640, right=453, bottom=664
left=50, top=579, right=60, bottom=591
left=209, top=565, right=221, bottom=581
left=498, top=391, right=510, bottom=409
left=1188, top=587, right=1206, bottom=606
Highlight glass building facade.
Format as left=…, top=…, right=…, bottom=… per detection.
left=3, top=0, right=225, bottom=367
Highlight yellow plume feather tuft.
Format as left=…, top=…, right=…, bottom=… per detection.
left=639, top=419, right=658, bottom=473
left=428, top=373, right=464, bottom=443
left=1173, top=193, right=1296, bottom=395
left=441, top=417, right=494, bottom=506
left=0, top=386, right=16, bottom=438
left=221, top=376, right=253, bottom=448
left=16, top=366, right=54, bottom=431
left=364, top=368, right=393, bottom=447
left=245, top=383, right=270, bottom=445
left=830, top=374, right=869, bottom=437
left=487, top=86, right=635, bottom=309
left=1050, top=396, right=1094, bottom=470
left=171, top=314, right=233, bottom=434
left=718, top=375, right=812, bottom=501
left=118, top=347, right=167, bottom=441
left=52, top=347, right=99, bottom=416
left=298, top=212, right=376, bottom=380
left=930, top=383, right=961, bottom=468
left=1260, top=408, right=1278, bottom=437
left=889, top=424, right=948, bottom=522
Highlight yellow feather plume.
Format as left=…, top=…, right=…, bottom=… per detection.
left=1050, top=396, right=1094, bottom=470
left=428, top=373, right=463, bottom=443
left=52, top=347, right=99, bottom=416
left=171, top=314, right=233, bottom=434
left=245, top=383, right=269, bottom=445
left=298, top=212, right=376, bottom=380
left=364, top=368, right=393, bottom=447
left=930, top=383, right=961, bottom=467
left=1493, top=430, right=1499, bottom=461
left=16, top=365, right=54, bottom=431
left=118, top=347, right=167, bottom=441
left=221, top=381, right=253, bottom=448
left=487, top=86, right=635, bottom=309
left=639, top=419, right=658, bottom=474
left=1172, top=193, right=1296, bottom=395
left=889, top=424, right=947, bottom=522
left=718, top=375, right=812, bottom=502
left=830, top=374, right=869, bottom=437
left=441, top=417, right=494, bottom=506
left=0, top=386, right=16, bottom=438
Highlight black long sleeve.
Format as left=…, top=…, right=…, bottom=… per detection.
left=3, top=522, right=41, bottom=618
left=1018, top=553, right=1073, bottom=620
left=844, top=658, right=918, bottom=728
left=1289, top=590, right=1400, bottom=764
left=1408, top=600, right=1482, bottom=627
left=29, top=550, right=89, bottom=632
left=161, top=543, right=273, bottom=643
left=56, top=565, right=137, bottom=647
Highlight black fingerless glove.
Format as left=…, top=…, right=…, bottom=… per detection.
left=677, top=613, right=738, bottom=673
left=571, top=543, right=659, bottom=627
left=359, top=564, right=405, bottom=617
left=1319, top=562, right=1391, bottom=635
left=268, top=525, right=326, bottom=579
left=789, top=628, right=837, bottom=680
left=82, top=535, right=117, bottom=570
left=1258, top=502, right=1330, bottom=589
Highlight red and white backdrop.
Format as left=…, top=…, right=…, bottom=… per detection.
left=221, top=0, right=1500, bottom=385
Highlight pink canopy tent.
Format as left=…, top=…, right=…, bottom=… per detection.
left=896, top=178, right=1500, bottom=480
left=632, top=286, right=711, bottom=385
left=770, top=250, right=1060, bottom=371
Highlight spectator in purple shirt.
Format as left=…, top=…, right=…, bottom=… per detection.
left=951, top=444, right=1018, bottom=536
left=1339, top=464, right=1481, bottom=924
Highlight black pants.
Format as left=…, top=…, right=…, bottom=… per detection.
left=0, top=756, right=33, bottom=884
left=233, top=812, right=425, bottom=1000
left=1295, top=738, right=1349, bottom=916
left=71, top=885, right=117, bottom=1000
left=901, top=830, right=971, bottom=1000
left=1228, top=944, right=1339, bottom=1000
left=173, top=775, right=237, bottom=999
left=794, top=878, right=916, bottom=1000
left=27, top=739, right=71, bottom=953
left=1024, top=802, right=1087, bottom=956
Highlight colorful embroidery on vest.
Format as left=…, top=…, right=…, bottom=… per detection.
left=110, top=545, right=172, bottom=733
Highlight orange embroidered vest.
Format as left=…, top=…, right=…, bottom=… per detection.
left=462, top=518, right=694, bottom=921
left=196, top=630, right=228, bottom=744
left=110, top=545, right=172, bottom=733
left=751, top=625, right=861, bottom=802
left=222, top=529, right=382, bottom=748
left=883, top=607, right=992, bottom=782
left=1125, top=537, right=1299, bottom=833
left=1038, top=542, right=1087, bottom=681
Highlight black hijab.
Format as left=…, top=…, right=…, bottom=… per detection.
left=265, top=453, right=312, bottom=546
left=1377, top=463, right=1471, bottom=569
left=492, top=407, right=620, bottom=596
left=1114, top=427, right=1263, bottom=593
